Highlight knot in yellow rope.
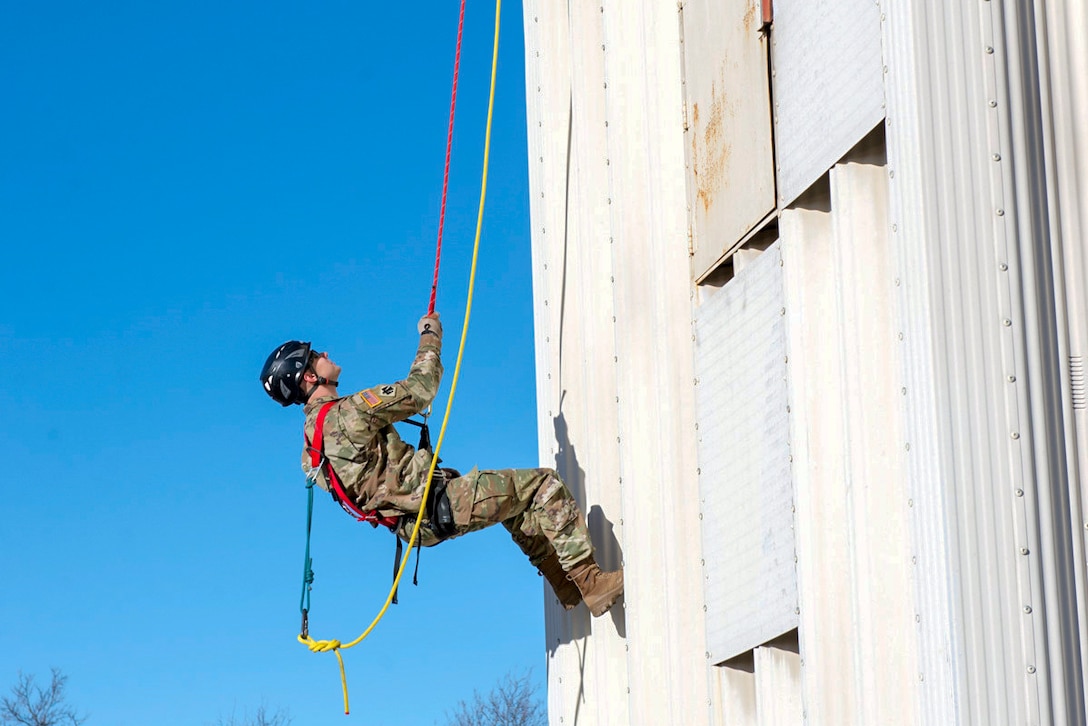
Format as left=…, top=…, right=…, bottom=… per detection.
left=304, top=638, right=342, bottom=653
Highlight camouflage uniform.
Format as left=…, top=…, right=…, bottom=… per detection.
left=301, top=333, right=594, bottom=569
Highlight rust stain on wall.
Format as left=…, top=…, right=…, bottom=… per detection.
left=743, top=1, right=757, bottom=34
left=690, top=64, right=733, bottom=214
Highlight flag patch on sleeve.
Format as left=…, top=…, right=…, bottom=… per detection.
left=361, top=389, right=382, bottom=407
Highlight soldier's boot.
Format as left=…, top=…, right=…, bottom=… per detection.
left=538, top=552, right=583, bottom=610
left=566, top=557, right=624, bottom=617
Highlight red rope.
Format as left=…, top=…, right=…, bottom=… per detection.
left=429, top=0, right=467, bottom=315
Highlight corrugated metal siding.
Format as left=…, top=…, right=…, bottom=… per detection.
left=1038, top=0, right=1088, bottom=707
left=525, top=0, right=1088, bottom=723
left=771, top=0, right=885, bottom=206
left=524, top=2, right=709, bottom=724
left=882, top=0, right=1085, bottom=722
left=680, top=0, right=776, bottom=280
left=694, top=243, right=797, bottom=664
left=523, top=4, right=629, bottom=725
left=601, top=4, right=710, bottom=724
left=779, top=156, right=917, bottom=726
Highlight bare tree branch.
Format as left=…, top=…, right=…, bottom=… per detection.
left=210, top=704, right=292, bottom=726
left=445, top=669, right=546, bottom=726
left=1, top=669, right=86, bottom=726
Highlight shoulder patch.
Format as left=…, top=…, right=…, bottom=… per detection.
left=379, top=384, right=396, bottom=396
left=360, top=389, right=382, bottom=407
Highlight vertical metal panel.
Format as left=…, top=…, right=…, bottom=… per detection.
left=782, top=160, right=917, bottom=725
left=680, top=0, right=776, bottom=279
left=695, top=243, right=797, bottom=663
left=601, top=2, right=710, bottom=724
left=710, top=664, right=758, bottom=726
left=525, top=2, right=709, bottom=724
left=753, top=645, right=802, bottom=725
left=771, top=0, right=884, bottom=206
left=1037, top=0, right=1088, bottom=707
left=882, top=0, right=1085, bottom=722
left=997, top=2, right=1084, bottom=719
left=780, top=203, right=860, bottom=724
left=523, top=4, right=628, bottom=725
left=829, top=161, right=916, bottom=724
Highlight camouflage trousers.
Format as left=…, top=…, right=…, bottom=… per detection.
left=397, top=466, right=594, bottom=571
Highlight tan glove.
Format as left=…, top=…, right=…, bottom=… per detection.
left=418, top=313, right=442, bottom=339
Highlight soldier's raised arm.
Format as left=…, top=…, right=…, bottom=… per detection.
left=343, top=313, right=444, bottom=428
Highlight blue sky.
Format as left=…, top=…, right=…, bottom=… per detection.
left=0, top=2, right=546, bottom=723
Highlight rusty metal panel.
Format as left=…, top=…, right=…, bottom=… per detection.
left=681, top=0, right=777, bottom=280
left=771, top=0, right=884, bottom=206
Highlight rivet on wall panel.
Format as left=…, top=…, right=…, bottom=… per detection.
left=892, top=223, right=898, bottom=232
left=898, top=332, right=905, bottom=341
left=919, top=674, right=925, bottom=682
left=997, top=208, right=1006, bottom=217
left=989, top=99, right=998, bottom=107
left=992, top=153, right=1002, bottom=161
left=1003, top=319, right=1012, bottom=327
left=985, top=46, right=994, bottom=54
left=1020, top=548, right=1030, bottom=555
left=1028, top=666, right=1037, bottom=674
left=1008, top=375, right=1017, bottom=382
left=916, top=614, right=921, bottom=623
left=1016, top=489, right=1025, bottom=497
left=912, top=556, right=918, bottom=564
left=1011, top=432, right=1020, bottom=440
left=902, top=387, right=907, bottom=396
left=889, top=170, right=895, bottom=178
left=905, top=442, right=911, bottom=451
left=999, top=262, right=1009, bottom=271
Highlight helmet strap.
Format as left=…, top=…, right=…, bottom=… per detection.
left=300, top=373, right=339, bottom=404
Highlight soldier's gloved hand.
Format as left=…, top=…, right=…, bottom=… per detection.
left=418, top=313, right=442, bottom=339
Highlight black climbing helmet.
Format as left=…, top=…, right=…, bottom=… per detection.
left=260, top=340, right=313, bottom=406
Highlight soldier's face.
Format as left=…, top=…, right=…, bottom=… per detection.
left=309, top=350, right=342, bottom=381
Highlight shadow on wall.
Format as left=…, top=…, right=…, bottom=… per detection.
left=550, top=399, right=627, bottom=656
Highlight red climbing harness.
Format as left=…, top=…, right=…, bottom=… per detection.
left=306, top=400, right=400, bottom=530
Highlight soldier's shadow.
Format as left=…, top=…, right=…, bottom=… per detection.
left=550, top=403, right=627, bottom=652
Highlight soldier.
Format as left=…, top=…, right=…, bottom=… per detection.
left=259, top=312, right=624, bottom=617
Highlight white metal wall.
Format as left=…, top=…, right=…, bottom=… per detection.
left=781, top=154, right=918, bottom=726
left=523, top=2, right=709, bottom=724
left=1037, top=1, right=1088, bottom=710
left=883, top=0, right=1087, bottom=722
left=524, top=0, right=1088, bottom=723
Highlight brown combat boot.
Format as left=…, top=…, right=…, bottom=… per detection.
left=538, top=552, right=583, bottom=610
left=566, top=558, right=624, bottom=617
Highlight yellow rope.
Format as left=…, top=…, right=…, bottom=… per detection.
left=297, top=0, right=502, bottom=713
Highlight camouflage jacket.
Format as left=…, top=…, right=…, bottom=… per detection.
left=301, top=333, right=442, bottom=518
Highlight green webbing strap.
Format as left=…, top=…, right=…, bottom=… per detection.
left=300, top=479, right=316, bottom=637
